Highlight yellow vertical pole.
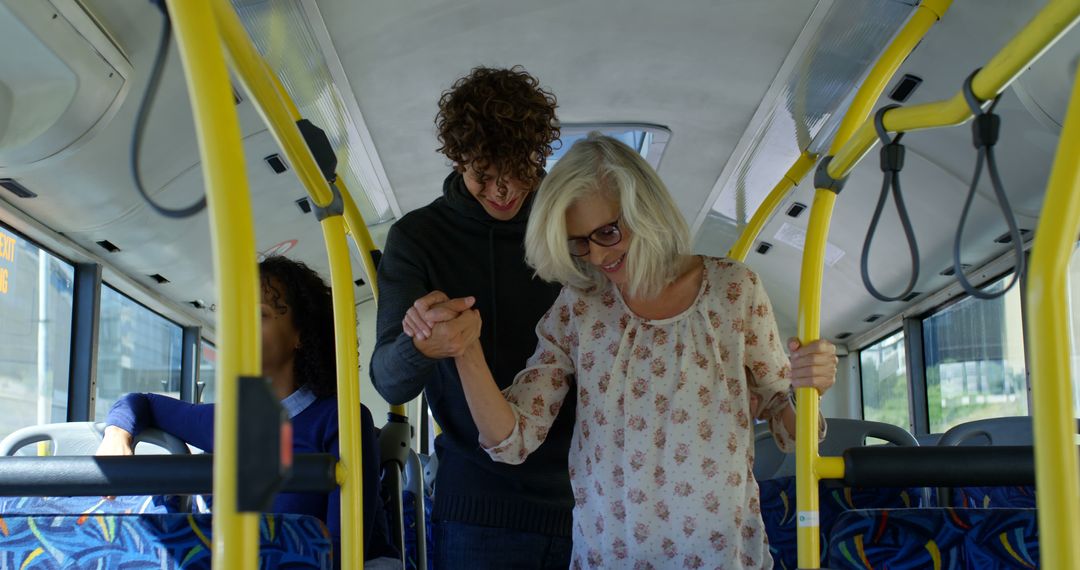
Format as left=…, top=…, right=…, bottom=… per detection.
left=209, top=6, right=365, bottom=564
left=1027, top=69, right=1080, bottom=569
left=794, top=2, right=952, bottom=567
left=794, top=189, right=835, bottom=568
left=728, top=152, right=817, bottom=263
left=321, top=214, right=364, bottom=570
left=165, top=0, right=261, bottom=567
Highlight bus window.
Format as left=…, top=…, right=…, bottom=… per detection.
left=0, top=226, right=74, bottom=440
left=923, top=274, right=1028, bottom=432
left=199, top=341, right=216, bottom=403
left=95, top=285, right=183, bottom=419
left=859, top=330, right=909, bottom=430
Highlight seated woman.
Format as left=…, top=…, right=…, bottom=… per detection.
left=432, top=133, right=837, bottom=567
left=97, top=256, right=398, bottom=568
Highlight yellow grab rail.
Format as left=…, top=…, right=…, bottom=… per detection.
left=321, top=213, right=364, bottom=569
left=793, top=1, right=953, bottom=566
left=728, top=152, right=817, bottom=262
left=167, top=0, right=262, bottom=567
left=211, top=3, right=366, bottom=566
left=829, top=0, right=1080, bottom=180
left=1026, top=67, right=1080, bottom=569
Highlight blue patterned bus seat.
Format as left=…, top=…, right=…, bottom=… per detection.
left=826, top=507, right=1038, bottom=569
left=402, top=490, right=433, bottom=570
left=951, top=485, right=1037, bottom=509
left=759, top=476, right=923, bottom=570
left=0, top=513, right=333, bottom=569
left=0, top=495, right=181, bottom=515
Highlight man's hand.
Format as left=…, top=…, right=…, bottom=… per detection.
left=402, top=291, right=476, bottom=340
left=413, top=309, right=482, bottom=359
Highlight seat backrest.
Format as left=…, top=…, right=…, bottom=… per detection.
left=938, top=416, right=1035, bottom=446
left=0, top=422, right=190, bottom=456
left=760, top=418, right=918, bottom=480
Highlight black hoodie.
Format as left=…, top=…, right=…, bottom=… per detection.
left=371, top=171, right=574, bottom=536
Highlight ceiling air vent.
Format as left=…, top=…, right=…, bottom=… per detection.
left=940, top=264, right=971, bottom=277
left=149, top=273, right=169, bottom=284
left=902, top=291, right=922, bottom=302
left=354, top=278, right=365, bottom=287
left=863, top=314, right=883, bottom=323
left=835, top=332, right=852, bottom=340
left=189, top=300, right=206, bottom=309
left=296, top=197, right=312, bottom=214
left=889, top=74, right=923, bottom=103
left=786, top=202, right=807, bottom=218
left=265, top=154, right=288, bottom=174
left=96, top=239, right=120, bottom=253
left=994, top=229, right=1031, bottom=244
left=0, top=178, right=35, bottom=198
left=755, top=241, right=773, bottom=255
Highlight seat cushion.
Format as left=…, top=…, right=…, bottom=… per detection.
left=826, top=507, right=1039, bottom=570
left=0, top=513, right=332, bottom=569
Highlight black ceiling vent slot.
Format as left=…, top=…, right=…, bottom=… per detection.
left=189, top=300, right=206, bottom=309
left=889, top=74, right=923, bottom=103
left=149, top=273, right=169, bottom=284
left=994, top=228, right=1031, bottom=244
left=232, top=85, right=244, bottom=105
left=96, top=240, right=121, bottom=253
left=902, top=291, right=922, bottom=302
left=835, top=332, right=853, bottom=340
left=786, top=202, right=807, bottom=218
left=354, top=278, right=365, bottom=287
left=265, top=154, right=288, bottom=174
left=756, top=241, right=773, bottom=255
left=296, top=197, right=312, bottom=214
left=940, top=263, right=971, bottom=277
left=863, top=314, right=884, bottom=323
left=0, top=178, right=36, bottom=198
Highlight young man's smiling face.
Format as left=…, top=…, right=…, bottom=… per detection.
left=461, top=163, right=532, bottom=221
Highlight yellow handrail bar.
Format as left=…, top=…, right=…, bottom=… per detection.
left=728, top=152, right=817, bottom=262
left=794, top=1, right=952, bottom=566
left=829, top=0, right=1080, bottom=180
left=210, top=3, right=365, bottom=566
left=1026, top=68, right=1080, bottom=569
left=166, top=0, right=262, bottom=567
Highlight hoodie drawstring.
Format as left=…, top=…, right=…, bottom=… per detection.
left=488, top=226, right=499, bottom=376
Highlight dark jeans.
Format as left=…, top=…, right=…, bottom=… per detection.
left=432, top=520, right=572, bottom=570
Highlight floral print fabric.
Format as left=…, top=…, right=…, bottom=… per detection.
left=485, top=257, right=825, bottom=568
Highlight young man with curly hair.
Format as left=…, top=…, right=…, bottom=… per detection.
left=371, top=66, right=573, bottom=568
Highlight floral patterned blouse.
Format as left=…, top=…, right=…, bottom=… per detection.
left=483, top=257, right=826, bottom=569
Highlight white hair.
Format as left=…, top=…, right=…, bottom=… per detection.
left=525, top=133, right=691, bottom=299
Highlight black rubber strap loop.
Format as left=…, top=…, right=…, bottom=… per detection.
left=953, top=69, right=1024, bottom=300
left=861, top=105, right=920, bottom=302
left=130, top=5, right=208, bottom=219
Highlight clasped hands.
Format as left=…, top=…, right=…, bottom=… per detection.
left=402, top=291, right=482, bottom=358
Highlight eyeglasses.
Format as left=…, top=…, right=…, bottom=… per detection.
left=568, top=219, right=622, bottom=257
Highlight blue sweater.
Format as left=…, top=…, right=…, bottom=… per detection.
left=105, top=391, right=396, bottom=562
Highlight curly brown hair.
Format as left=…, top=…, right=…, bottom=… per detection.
left=436, top=66, right=560, bottom=188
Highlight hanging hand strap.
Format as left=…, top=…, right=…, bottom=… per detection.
left=861, top=104, right=921, bottom=302
left=952, top=69, right=1025, bottom=300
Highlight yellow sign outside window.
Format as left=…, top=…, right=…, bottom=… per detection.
left=0, top=229, right=16, bottom=296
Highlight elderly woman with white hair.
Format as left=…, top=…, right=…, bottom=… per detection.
left=424, top=133, right=836, bottom=568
